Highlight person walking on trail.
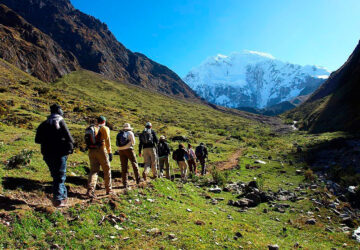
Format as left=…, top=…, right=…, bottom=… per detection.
left=35, top=104, right=74, bottom=207
left=85, top=116, right=113, bottom=198
left=173, top=144, right=189, bottom=181
left=195, top=142, right=208, bottom=176
left=139, top=122, right=158, bottom=180
left=187, top=144, right=197, bottom=175
left=117, top=123, right=141, bottom=189
left=158, top=135, right=171, bottom=179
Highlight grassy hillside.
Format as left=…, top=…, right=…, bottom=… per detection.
left=0, top=58, right=359, bottom=248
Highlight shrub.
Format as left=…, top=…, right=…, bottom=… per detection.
left=211, top=166, right=230, bottom=187
left=6, top=149, right=34, bottom=169
left=304, top=169, right=316, bottom=182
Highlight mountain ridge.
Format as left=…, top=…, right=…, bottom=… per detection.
left=184, top=50, right=330, bottom=110
left=0, top=0, right=198, bottom=99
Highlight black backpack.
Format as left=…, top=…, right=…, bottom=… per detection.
left=116, top=131, right=130, bottom=147
left=158, top=142, right=169, bottom=157
left=195, top=145, right=206, bottom=158
left=140, top=129, right=154, bottom=145
left=172, top=149, right=179, bottom=161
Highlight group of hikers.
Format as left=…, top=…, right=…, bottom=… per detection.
left=35, top=104, right=209, bottom=207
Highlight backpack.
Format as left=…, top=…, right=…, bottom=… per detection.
left=116, top=131, right=130, bottom=147
left=85, top=125, right=100, bottom=149
left=140, top=129, right=154, bottom=145
left=172, top=149, right=179, bottom=161
left=158, top=142, right=169, bottom=157
left=195, top=145, right=206, bottom=158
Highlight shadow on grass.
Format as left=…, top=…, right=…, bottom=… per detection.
left=0, top=196, right=28, bottom=211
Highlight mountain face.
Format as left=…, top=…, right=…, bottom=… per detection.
left=0, top=0, right=197, bottom=99
left=0, top=4, right=79, bottom=82
left=286, top=41, right=360, bottom=133
left=184, top=51, right=330, bottom=109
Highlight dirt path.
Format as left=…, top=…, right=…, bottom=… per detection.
left=213, top=149, right=243, bottom=171
left=1, top=149, right=243, bottom=212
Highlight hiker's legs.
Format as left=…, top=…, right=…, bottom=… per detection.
left=149, top=148, right=157, bottom=177
left=98, top=147, right=112, bottom=193
left=127, top=149, right=140, bottom=184
left=44, top=155, right=67, bottom=201
left=164, top=157, right=170, bottom=179
left=200, top=158, right=206, bottom=175
left=88, top=149, right=100, bottom=193
left=179, top=161, right=188, bottom=180
left=188, top=159, right=196, bottom=174
left=159, top=157, right=165, bottom=177
left=119, top=150, right=129, bottom=187
left=142, top=148, right=152, bottom=178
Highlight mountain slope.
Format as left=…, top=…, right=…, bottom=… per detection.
left=1, top=0, right=197, bottom=99
left=285, top=41, right=360, bottom=133
left=0, top=4, right=79, bottom=82
left=184, top=51, right=329, bottom=109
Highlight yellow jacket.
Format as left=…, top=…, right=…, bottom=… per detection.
left=96, top=125, right=111, bottom=154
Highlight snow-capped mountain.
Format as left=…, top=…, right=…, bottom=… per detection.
left=183, top=51, right=330, bottom=109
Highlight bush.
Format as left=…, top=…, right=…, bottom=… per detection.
left=304, top=169, right=316, bottom=182
left=6, top=149, right=34, bottom=169
left=211, top=167, right=230, bottom=187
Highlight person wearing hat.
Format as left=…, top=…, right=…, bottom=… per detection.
left=86, top=116, right=113, bottom=197
left=139, top=122, right=158, bottom=180
left=117, top=123, right=141, bottom=188
left=157, top=135, right=171, bottom=179
left=35, top=104, right=74, bottom=207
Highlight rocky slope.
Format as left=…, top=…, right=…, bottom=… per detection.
left=184, top=51, right=330, bottom=109
left=286, top=41, right=360, bottom=133
left=1, top=0, right=197, bottom=99
left=0, top=4, right=79, bottom=82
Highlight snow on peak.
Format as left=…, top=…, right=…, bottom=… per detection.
left=184, top=51, right=331, bottom=109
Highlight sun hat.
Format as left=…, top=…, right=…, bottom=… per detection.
left=123, top=123, right=133, bottom=131
left=160, top=135, right=166, bottom=140
left=145, top=122, right=152, bottom=127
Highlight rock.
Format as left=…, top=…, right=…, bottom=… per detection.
left=268, top=156, right=272, bottom=160
left=186, top=208, right=192, bottom=212
left=325, top=227, right=334, bottom=233
left=122, top=237, right=130, bottom=241
left=114, top=225, right=124, bottom=230
left=342, top=217, right=356, bottom=228
left=146, top=228, right=162, bottom=236
left=293, top=242, right=300, bottom=248
left=235, top=232, right=243, bottom=238
left=209, top=187, right=222, bottom=193
left=268, top=244, right=279, bottom=250
left=305, top=219, right=316, bottom=225
left=263, top=208, right=268, bottom=213
left=296, top=170, right=302, bottom=175
left=195, top=220, right=205, bottom=225
left=168, top=233, right=176, bottom=240
left=352, top=226, right=360, bottom=242
left=254, top=160, right=266, bottom=164
left=227, top=215, right=233, bottom=220
left=245, top=193, right=261, bottom=207
left=289, top=160, right=293, bottom=165
left=211, top=199, right=218, bottom=205
left=167, top=196, right=174, bottom=201
left=247, top=180, right=258, bottom=188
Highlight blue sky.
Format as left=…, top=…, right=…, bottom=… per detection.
left=72, top=0, right=360, bottom=77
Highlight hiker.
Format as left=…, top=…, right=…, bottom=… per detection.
left=173, top=144, right=189, bottom=181
left=157, top=135, right=171, bottom=179
left=35, top=104, right=74, bottom=207
left=195, top=142, right=208, bottom=175
left=187, top=143, right=197, bottom=175
left=117, top=123, right=141, bottom=189
left=85, top=116, right=113, bottom=198
left=139, top=122, right=158, bottom=180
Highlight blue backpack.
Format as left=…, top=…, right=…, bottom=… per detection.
left=116, top=131, right=130, bottom=147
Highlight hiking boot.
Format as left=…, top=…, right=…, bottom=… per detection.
left=86, top=190, right=96, bottom=199
left=52, top=199, right=61, bottom=207
left=57, top=199, right=68, bottom=208
left=106, top=190, right=114, bottom=195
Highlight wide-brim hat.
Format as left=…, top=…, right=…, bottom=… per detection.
left=160, top=135, right=166, bottom=140
left=123, top=123, right=133, bottom=130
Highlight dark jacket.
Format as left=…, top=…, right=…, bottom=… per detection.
left=157, top=141, right=170, bottom=157
left=35, top=115, right=74, bottom=157
left=173, top=148, right=188, bottom=162
left=196, top=145, right=208, bottom=159
left=139, top=129, right=158, bottom=154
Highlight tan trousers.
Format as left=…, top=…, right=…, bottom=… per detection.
left=119, top=148, right=140, bottom=187
left=88, top=146, right=112, bottom=193
left=159, top=156, right=170, bottom=179
left=178, top=161, right=188, bottom=180
left=142, top=147, right=157, bottom=178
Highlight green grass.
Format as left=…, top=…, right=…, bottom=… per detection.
left=0, top=59, right=358, bottom=248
